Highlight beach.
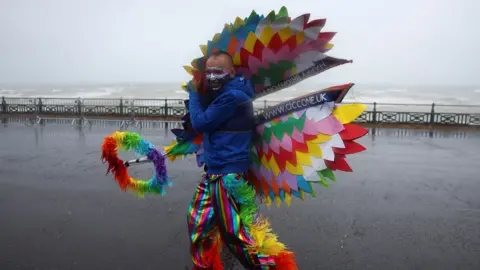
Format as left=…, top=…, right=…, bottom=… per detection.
left=1, top=122, right=480, bottom=269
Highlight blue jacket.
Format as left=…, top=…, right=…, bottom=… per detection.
left=189, top=75, right=255, bottom=175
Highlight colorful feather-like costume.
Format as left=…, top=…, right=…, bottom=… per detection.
left=163, top=6, right=367, bottom=269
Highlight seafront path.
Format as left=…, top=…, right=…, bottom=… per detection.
left=1, top=118, right=480, bottom=269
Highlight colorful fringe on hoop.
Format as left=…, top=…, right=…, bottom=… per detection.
left=188, top=173, right=298, bottom=269
left=101, top=131, right=170, bottom=196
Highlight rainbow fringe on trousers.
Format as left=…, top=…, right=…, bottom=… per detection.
left=187, top=173, right=298, bottom=269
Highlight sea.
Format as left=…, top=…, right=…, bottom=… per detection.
left=1, top=82, right=480, bottom=113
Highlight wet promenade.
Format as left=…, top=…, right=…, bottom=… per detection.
left=1, top=120, right=480, bottom=269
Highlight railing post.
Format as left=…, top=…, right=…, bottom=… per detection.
left=164, top=98, right=168, bottom=117
left=1, top=96, right=6, bottom=113
left=372, top=102, right=377, bottom=124
left=38, top=98, right=43, bottom=113
left=119, top=97, right=123, bottom=116
left=130, top=99, right=135, bottom=120
left=264, top=100, right=267, bottom=109
left=430, top=103, right=435, bottom=125
left=76, top=97, right=82, bottom=117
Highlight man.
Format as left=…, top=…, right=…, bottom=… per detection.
left=189, top=51, right=254, bottom=176
left=186, top=51, right=279, bottom=269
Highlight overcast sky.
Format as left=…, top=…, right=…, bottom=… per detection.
left=0, top=0, right=479, bottom=86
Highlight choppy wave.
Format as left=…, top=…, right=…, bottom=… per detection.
left=0, top=89, right=22, bottom=97
left=74, top=86, right=123, bottom=98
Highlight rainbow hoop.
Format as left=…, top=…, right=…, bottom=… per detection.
left=101, top=131, right=170, bottom=196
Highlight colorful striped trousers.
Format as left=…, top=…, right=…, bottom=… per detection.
left=187, top=173, right=297, bottom=270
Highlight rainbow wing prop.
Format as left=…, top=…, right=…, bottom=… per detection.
left=183, top=6, right=351, bottom=98
left=168, top=6, right=351, bottom=161
left=164, top=133, right=204, bottom=165
left=247, top=84, right=368, bottom=207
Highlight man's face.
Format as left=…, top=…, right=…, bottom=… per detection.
left=205, top=55, right=235, bottom=91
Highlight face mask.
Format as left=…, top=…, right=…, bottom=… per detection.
left=205, top=67, right=232, bottom=91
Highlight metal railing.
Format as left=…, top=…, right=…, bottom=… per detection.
left=1, top=96, right=480, bottom=126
